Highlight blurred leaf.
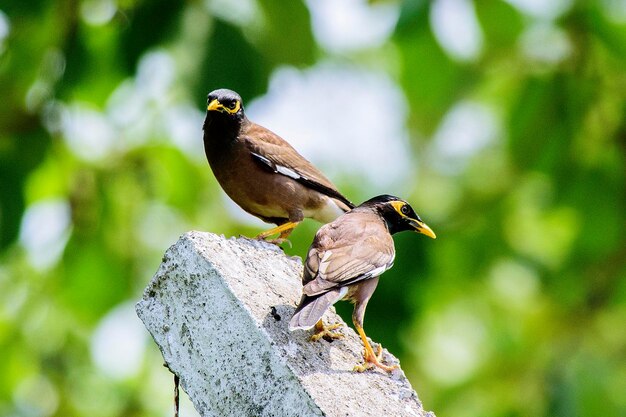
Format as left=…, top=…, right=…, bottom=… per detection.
left=474, top=0, right=524, bottom=51
left=59, top=239, right=128, bottom=322
left=195, top=18, right=270, bottom=103
left=1, top=1, right=626, bottom=416
left=548, top=353, right=623, bottom=417
left=584, top=5, right=626, bottom=61
left=508, top=75, right=584, bottom=173
left=256, top=0, right=316, bottom=67
left=394, top=2, right=472, bottom=135
left=139, top=146, right=207, bottom=213
left=60, top=24, right=127, bottom=104
left=0, top=1, right=68, bottom=125
left=562, top=166, right=625, bottom=259
left=0, top=127, right=50, bottom=249
left=118, top=0, right=184, bottom=73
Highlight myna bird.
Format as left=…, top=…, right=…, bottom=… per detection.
left=202, top=88, right=354, bottom=243
left=289, top=195, right=436, bottom=372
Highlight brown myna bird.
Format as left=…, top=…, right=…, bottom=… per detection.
left=202, top=88, right=354, bottom=243
left=289, top=195, right=436, bottom=372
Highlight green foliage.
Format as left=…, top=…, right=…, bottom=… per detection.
left=0, top=1, right=625, bottom=416
left=198, top=19, right=270, bottom=102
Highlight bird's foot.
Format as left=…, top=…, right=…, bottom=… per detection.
left=261, top=237, right=292, bottom=248
left=353, top=344, right=398, bottom=373
left=256, top=221, right=298, bottom=245
left=310, top=322, right=344, bottom=342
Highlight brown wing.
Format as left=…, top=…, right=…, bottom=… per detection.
left=241, top=122, right=354, bottom=209
left=302, top=212, right=395, bottom=297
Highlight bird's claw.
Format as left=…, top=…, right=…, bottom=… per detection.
left=256, top=235, right=292, bottom=248
left=354, top=344, right=398, bottom=373
left=264, top=238, right=293, bottom=249
left=352, top=363, right=370, bottom=372
left=310, top=323, right=344, bottom=342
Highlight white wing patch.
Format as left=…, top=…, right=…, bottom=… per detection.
left=318, top=250, right=333, bottom=275
left=321, top=251, right=333, bottom=263
left=337, top=286, right=349, bottom=300
left=363, top=252, right=395, bottom=280
left=276, top=164, right=300, bottom=180
left=364, top=264, right=390, bottom=279
left=251, top=152, right=301, bottom=180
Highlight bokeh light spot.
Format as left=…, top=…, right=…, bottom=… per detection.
left=91, top=302, right=148, bottom=380
left=430, top=0, right=483, bottom=62
left=19, top=199, right=71, bottom=271
left=247, top=63, right=413, bottom=191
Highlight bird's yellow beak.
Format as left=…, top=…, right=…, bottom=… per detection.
left=409, top=219, right=436, bottom=239
left=207, top=99, right=222, bottom=112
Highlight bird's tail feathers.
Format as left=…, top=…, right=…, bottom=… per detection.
left=294, top=175, right=355, bottom=210
left=333, top=198, right=354, bottom=213
left=289, top=289, right=344, bottom=331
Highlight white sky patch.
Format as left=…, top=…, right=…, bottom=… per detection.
left=106, top=79, right=155, bottom=151
left=135, top=51, right=176, bottom=102
left=305, top=0, right=400, bottom=53
left=136, top=202, right=187, bottom=250
left=165, top=104, right=206, bottom=164
left=26, top=80, right=53, bottom=112
left=107, top=51, right=175, bottom=122
left=489, top=259, right=540, bottom=310
left=246, top=63, right=413, bottom=192
left=26, top=49, right=66, bottom=111
left=14, top=375, right=59, bottom=417
left=106, top=51, right=178, bottom=150
left=91, top=302, right=148, bottom=380
left=62, top=103, right=118, bottom=162
left=19, top=199, right=72, bottom=271
left=55, top=50, right=180, bottom=162
left=520, top=23, right=572, bottom=64
left=430, top=0, right=483, bottom=62
left=430, top=100, right=500, bottom=174
left=0, top=10, right=9, bottom=55
left=107, top=79, right=146, bottom=128
left=81, top=0, right=117, bottom=26
left=205, top=0, right=259, bottom=27
left=418, top=305, right=489, bottom=386
left=503, top=0, right=573, bottom=20
left=602, top=0, right=626, bottom=23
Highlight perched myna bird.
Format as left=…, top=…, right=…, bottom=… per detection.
left=202, top=88, right=354, bottom=243
left=289, top=195, right=436, bottom=372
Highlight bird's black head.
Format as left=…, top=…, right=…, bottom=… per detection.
left=204, top=88, right=245, bottom=130
left=361, top=194, right=436, bottom=238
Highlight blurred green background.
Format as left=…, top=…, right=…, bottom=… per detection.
left=1, top=0, right=625, bottom=416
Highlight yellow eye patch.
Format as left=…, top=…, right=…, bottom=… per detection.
left=226, top=100, right=241, bottom=114
left=390, top=201, right=406, bottom=216
left=207, top=99, right=241, bottom=114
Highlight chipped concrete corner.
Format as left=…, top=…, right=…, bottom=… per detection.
left=136, top=231, right=435, bottom=417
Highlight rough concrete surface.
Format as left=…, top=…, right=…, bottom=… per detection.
left=136, top=231, right=435, bottom=417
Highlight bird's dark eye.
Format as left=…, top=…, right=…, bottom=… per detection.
left=401, top=205, right=410, bottom=215
left=228, top=101, right=238, bottom=109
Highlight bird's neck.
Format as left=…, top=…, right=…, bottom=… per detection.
left=385, top=221, right=401, bottom=235
left=373, top=207, right=401, bottom=235
left=202, top=114, right=246, bottom=155
left=203, top=112, right=244, bottom=135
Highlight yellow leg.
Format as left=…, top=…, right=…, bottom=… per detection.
left=256, top=221, right=299, bottom=243
left=353, top=324, right=398, bottom=373
left=310, top=319, right=344, bottom=342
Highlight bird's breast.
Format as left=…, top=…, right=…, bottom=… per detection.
left=204, top=141, right=292, bottom=218
left=303, top=196, right=345, bottom=223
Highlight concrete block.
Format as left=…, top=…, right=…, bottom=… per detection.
left=136, top=231, right=435, bottom=417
